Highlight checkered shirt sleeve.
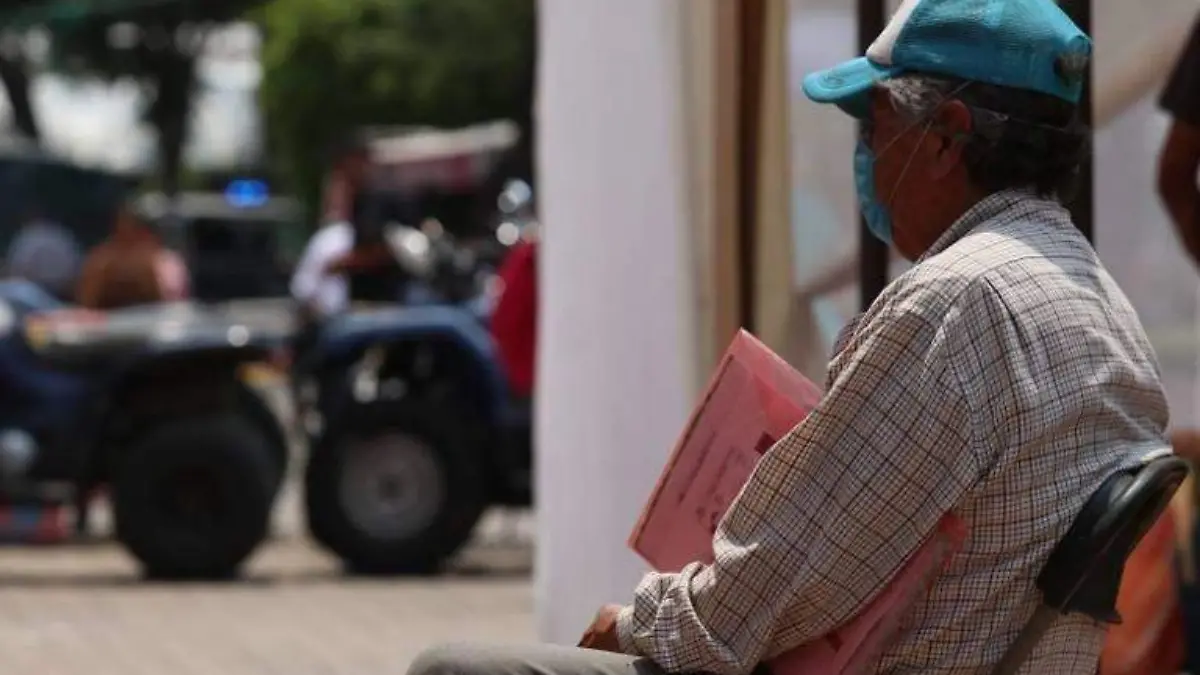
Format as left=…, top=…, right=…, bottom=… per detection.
left=616, top=271, right=981, bottom=675
left=614, top=191, right=1171, bottom=675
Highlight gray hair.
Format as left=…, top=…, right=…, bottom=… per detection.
left=878, top=73, right=1090, bottom=201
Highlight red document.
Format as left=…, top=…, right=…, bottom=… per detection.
left=628, top=329, right=967, bottom=675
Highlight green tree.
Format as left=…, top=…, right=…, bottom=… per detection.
left=256, top=0, right=536, bottom=225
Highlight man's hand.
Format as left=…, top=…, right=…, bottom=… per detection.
left=577, top=604, right=624, bottom=653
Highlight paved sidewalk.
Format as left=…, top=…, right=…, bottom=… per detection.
left=0, top=509, right=537, bottom=674
left=0, top=377, right=539, bottom=673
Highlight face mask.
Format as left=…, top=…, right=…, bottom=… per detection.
left=853, top=116, right=937, bottom=247
left=854, top=140, right=892, bottom=245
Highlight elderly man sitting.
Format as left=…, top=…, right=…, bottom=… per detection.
left=408, top=0, right=1171, bottom=673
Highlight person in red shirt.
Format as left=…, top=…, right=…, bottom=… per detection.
left=489, top=233, right=537, bottom=398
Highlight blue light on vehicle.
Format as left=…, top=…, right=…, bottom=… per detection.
left=224, top=179, right=269, bottom=208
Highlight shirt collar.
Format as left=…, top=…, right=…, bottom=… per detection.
left=916, top=189, right=1068, bottom=263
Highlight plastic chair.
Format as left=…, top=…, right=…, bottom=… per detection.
left=990, top=454, right=1191, bottom=675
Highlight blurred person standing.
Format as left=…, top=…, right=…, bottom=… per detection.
left=324, top=134, right=407, bottom=305
left=289, top=149, right=375, bottom=387
left=76, top=205, right=187, bottom=309
left=292, top=134, right=407, bottom=319
left=290, top=173, right=354, bottom=321
left=1158, top=13, right=1200, bottom=269
left=5, top=212, right=82, bottom=301
left=1152, top=15, right=1200, bottom=675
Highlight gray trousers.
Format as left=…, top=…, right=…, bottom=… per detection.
left=408, top=643, right=668, bottom=675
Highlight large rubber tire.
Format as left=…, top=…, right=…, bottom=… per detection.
left=112, top=414, right=276, bottom=580
left=305, top=397, right=487, bottom=575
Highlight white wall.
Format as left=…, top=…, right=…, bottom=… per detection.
left=534, top=0, right=697, bottom=646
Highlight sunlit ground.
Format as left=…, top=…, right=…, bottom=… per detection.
left=0, top=376, right=535, bottom=674
left=0, top=500, right=535, bottom=674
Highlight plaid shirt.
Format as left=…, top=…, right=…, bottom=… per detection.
left=616, top=191, right=1172, bottom=674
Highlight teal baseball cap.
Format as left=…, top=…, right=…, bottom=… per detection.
left=802, top=0, right=1092, bottom=118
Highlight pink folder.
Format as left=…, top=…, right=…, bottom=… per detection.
left=628, top=329, right=967, bottom=675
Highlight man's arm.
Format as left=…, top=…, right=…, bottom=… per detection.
left=326, top=244, right=395, bottom=273
left=1158, top=15, right=1200, bottom=269
left=616, top=283, right=983, bottom=675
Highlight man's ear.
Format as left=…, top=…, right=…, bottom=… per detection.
left=927, top=100, right=972, bottom=179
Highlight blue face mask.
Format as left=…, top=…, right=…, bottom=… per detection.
left=854, top=100, right=946, bottom=248
left=854, top=140, right=892, bottom=245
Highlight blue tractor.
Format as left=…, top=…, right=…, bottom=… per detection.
left=0, top=281, right=292, bottom=579
left=295, top=182, right=535, bottom=574
left=297, top=304, right=531, bottom=574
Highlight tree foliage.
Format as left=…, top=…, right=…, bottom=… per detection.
left=256, top=0, right=536, bottom=224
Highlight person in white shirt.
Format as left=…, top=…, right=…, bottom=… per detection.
left=290, top=219, right=352, bottom=319
left=291, top=134, right=389, bottom=318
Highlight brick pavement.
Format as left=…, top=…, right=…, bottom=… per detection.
left=0, top=502, right=537, bottom=674
left=0, top=377, right=541, bottom=673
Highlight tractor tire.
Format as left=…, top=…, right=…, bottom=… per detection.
left=112, top=414, right=276, bottom=580
left=305, top=396, right=487, bottom=575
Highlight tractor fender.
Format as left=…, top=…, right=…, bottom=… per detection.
left=317, top=305, right=511, bottom=424
left=76, top=347, right=286, bottom=481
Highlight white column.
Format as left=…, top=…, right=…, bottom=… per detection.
left=534, top=0, right=697, bottom=646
